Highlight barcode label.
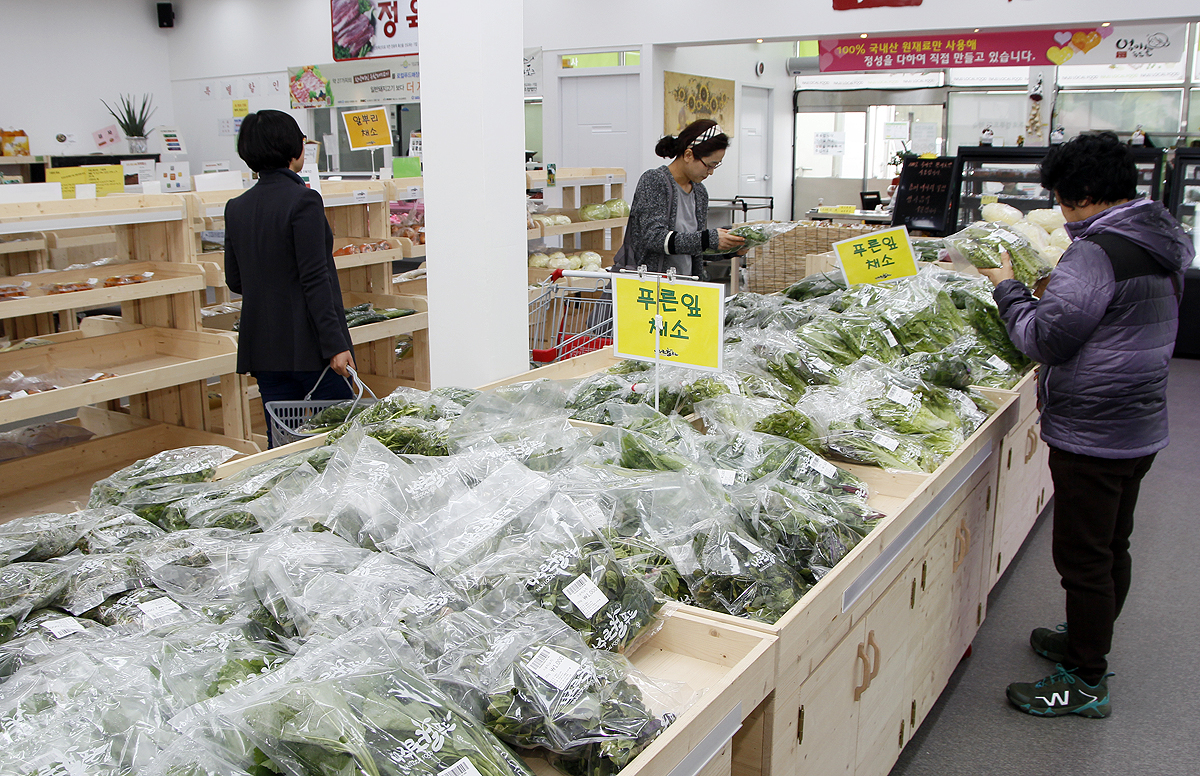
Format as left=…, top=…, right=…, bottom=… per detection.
left=717, top=469, right=738, bottom=487
left=136, top=597, right=184, bottom=620
left=353, top=189, right=368, bottom=204
left=872, top=433, right=900, bottom=451
left=807, top=453, right=838, bottom=479
left=811, top=356, right=834, bottom=372
left=882, top=329, right=899, bottom=347
left=526, top=646, right=583, bottom=690
left=987, top=355, right=1009, bottom=371
left=42, top=618, right=86, bottom=639
left=563, top=574, right=609, bottom=619
left=440, top=757, right=484, bottom=776
left=578, top=499, right=607, bottom=528
left=886, top=386, right=915, bottom=407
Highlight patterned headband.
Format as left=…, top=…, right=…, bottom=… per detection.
left=689, top=124, right=725, bottom=148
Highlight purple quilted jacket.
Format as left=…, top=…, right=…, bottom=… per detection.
left=994, top=198, right=1194, bottom=458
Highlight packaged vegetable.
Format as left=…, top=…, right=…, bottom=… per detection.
left=1026, top=208, right=1067, bottom=232
left=701, top=221, right=799, bottom=254
left=579, top=203, right=610, bottom=221
left=980, top=202, right=1023, bottom=225
left=603, top=198, right=630, bottom=218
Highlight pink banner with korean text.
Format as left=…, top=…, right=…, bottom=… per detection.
left=818, top=23, right=1186, bottom=72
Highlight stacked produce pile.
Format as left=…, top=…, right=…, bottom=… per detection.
left=0, top=265, right=1031, bottom=775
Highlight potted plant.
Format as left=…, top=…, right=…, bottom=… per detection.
left=102, top=94, right=156, bottom=153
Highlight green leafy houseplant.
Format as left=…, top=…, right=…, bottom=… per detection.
left=101, top=94, right=156, bottom=149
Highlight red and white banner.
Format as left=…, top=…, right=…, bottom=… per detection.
left=819, top=23, right=1186, bottom=72
left=833, top=0, right=922, bottom=9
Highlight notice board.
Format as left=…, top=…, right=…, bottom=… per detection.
left=890, top=156, right=960, bottom=235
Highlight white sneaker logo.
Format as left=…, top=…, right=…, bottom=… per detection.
left=1035, top=690, right=1097, bottom=707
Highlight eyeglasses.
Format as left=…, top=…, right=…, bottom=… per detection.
left=699, top=159, right=722, bottom=171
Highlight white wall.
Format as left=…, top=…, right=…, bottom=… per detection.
left=6, top=0, right=176, bottom=157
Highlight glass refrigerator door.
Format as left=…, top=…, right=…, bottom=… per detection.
left=1180, top=160, right=1200, bottom=268
left=956, top=149, right=1052, bottom=230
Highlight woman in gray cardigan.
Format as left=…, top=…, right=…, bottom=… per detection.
left=622, top=120, right=746, bottom=277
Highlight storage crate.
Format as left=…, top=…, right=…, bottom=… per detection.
left=744, top=222, right=883, bottom=294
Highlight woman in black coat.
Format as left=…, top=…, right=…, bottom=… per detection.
left=224, top=110, right=355, bottom=446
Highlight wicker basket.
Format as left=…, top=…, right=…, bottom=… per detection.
left=744, top=221, right=886, bottom=294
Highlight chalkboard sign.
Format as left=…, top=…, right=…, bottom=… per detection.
left=890, top=156, right=960, bottom=236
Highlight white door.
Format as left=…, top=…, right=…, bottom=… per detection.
left=560, top=73, right=641, bottom=184
left=739, top=86, right=772, bottom=200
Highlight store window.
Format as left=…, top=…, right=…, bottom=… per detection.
left=1057, top=61, right=1186, bottom=87
left=946, top=91, right=1027, bottom=152
left=312, top=107, right=397, bottom=173
left=1055, top=89, right=1184, bottom=139
left=945, top=66, right=1027, bottom=87
left=1188, top=89, right=1200, bottom=144
left=866, top=104, right=944, bottom=179
left=795, top=111, right=867, bottom=180
left=561, top=51, right=640, bottom=69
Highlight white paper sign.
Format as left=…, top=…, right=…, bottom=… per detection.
left=141, top=181, right=163, bottom=195
left=524, top=47, right=544, bottom=97
left=884, top=122, right=910, bottom=141
left=527, top=646, right=583, bottom=690
left=193, top=170, right=244, bottom=192
left=74, top=183, right=97, bottom=200
left=563, top=574, right=609, bottom=618
left=156, top=162, right=191, bottom=192
left=814, top=131, right=846, bottom=156
left=202, top=161, right=231, bottom=174
left=910, top=122, right=939, bottom=155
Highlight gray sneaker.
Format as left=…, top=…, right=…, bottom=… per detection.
left=1030, top=623, right=1068, bottom=663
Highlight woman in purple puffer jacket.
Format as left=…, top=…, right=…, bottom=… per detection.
left=979, top=131, right=1193, bottom=719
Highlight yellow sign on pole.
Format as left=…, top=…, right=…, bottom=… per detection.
left=612, top=275, right=725, bottom=371
left=832, top=225, right=920, bottom=285
left=341, top=107, right=393, bottom=150
left=46, top=165, right=124, bottom=198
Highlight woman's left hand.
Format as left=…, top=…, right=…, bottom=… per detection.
left=978, top=250, right=1015, bottom=286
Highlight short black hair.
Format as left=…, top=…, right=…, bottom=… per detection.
left=237, top=110, right=305, bottom=172
left=1039, top=131, right=1138, bottom=208
left=654, top=119, right=729, bottom=161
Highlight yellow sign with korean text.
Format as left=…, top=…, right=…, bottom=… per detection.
left=46, top=165, right=124, bottom=198
left=612, top=275, right=725, bottom=371
left=833, top=225, right=920, bottom=285
left=232, top=99, right=250, bottom=118
left=818, top=205, right=857, bottom=214
left=341, top=107, right=393, bottom=150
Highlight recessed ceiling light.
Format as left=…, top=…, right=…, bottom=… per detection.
left=1101, top=22, right=1111, bottom=27
left=756, top=39, right=764, bottom=43
left=860, top=33, right=868, bottom=39
left=973, top=28, right=980, bottom=33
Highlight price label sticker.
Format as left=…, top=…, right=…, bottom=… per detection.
left=717, top=469, right=738, bottom=487
left=811, top=356, right=834, bottom=373
left=136, top=597, right=184, bottom=620
left=407, top=186, right=421, bottom=198
left=577, top=499, right=607, bottom=529
left=987, top=355, right=1009, bottom=371
left=563, top=574, right=609, bottom=618
left=872, top=432, right=900, bottom=451
left=807, top=453, right=838, bottom=479
left=42, top=618, right=86, bottom=639
left=887, top=385, right=916, bottom=407
left=527, top=646, right=583, bottom=690
left=353, top=190, right=368, bottom=204
left=981, top=195, right=999, bottom=205
left=440, top=758, right=484, bottom=776
left=882, top=329, right=899, bottom=348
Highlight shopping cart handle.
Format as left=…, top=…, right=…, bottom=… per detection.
left=549, top=268, right=565, bottom=282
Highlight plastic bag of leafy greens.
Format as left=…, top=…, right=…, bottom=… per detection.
left=452, top=414, right=594, bottom=474
left=455, top=493, right=663, bottom=652
left=165, top=447, right=332, bottom=532
left=748, top=329, right=839, bottom=391
left=736, top=478, right=881, bottom=582
left=323, top=386, right=459, bottom=446
left=689, top=518, right=809, bottom=623
left=567, top=372, right=638, bottom=421
left=794, top=313, right=861, bottom=368
left=945, top=220, right=1053, bottom=288
left=247, top=531, right=373, bottom=639
left=593, top=425, right=698, bottom=474
left=724, top=291, right=778, bottom=328
left=88, top=445, right=239, bottom=509
left=83, top=585, right=208, bottom=631
left=179, top=625, right=535, bottom=776
left=961, top=294, right=1031, bottom=371
left=115, top=479, right=217, bottom=530
left=826, top=281, right=888, bottom=314
left=297, top=397, right=374, bottom=435
left=52, top=551, right=153, bottom=616
left=0, top=508, right=108, bottom=565
left=74, top=509, right=165, bottom=553
left=783, top=270, right=849, bottom=302
left=877, top=276, right=967, bottom=355
left=353, top=415, right=452, bottom=457
left=0, top=608, right=109, bottom=679
left=834, top=307, right=906, bottom=362
left=0, top=561, right=78, bottom=640
left=405, top=459, right=554, bottom=577
left=148, top=533, right=282, bottom=632
left=151, top=616, right=291, bottom=707
left=700, top=220, right=799, bottom=254
left=800, top=386, right=934, bottom=472
left=923, top=264, right=996, bottom=310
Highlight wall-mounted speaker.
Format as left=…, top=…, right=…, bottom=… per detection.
left=157, top=3, right=174, bottom=28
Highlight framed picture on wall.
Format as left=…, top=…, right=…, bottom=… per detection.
left=664, top=72, right=735, bottom=137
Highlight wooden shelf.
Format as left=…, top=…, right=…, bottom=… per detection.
left=388, top=178, right=424, bottom=200
left=0, top=418, right=257, bottom=523
left=343, top=291, right=429, bottom=345
left=0, top=327, right=237, bottom=425
left=0, top=236, right=47, bottom=255
left=526, top=167, right=626, bottom=188
left=391, top=236, right=425, bottom=258
left=0, top=156, right=45, bottom=166
left=542, top=215, right=628, bottom=237
left=0, top=194, right=186, bottom=235
left=0, top=262, right=205, bottom=320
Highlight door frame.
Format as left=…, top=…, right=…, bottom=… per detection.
left=738, top=83, right=775, bottom=204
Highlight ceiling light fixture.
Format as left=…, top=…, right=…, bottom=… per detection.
left=1101, top=22, right=1111, bottom=27
left=756, top=39, right=764, bottom=43
left=860, top=33, right=868, bottom=39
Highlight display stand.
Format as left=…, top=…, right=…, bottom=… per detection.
left=526, top=167, right=628, bottom=263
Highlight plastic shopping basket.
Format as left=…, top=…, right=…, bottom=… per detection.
left=263, top=365, right=377, bottom=446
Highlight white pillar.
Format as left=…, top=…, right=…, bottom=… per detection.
left=421, top=0, right=529, bottom=387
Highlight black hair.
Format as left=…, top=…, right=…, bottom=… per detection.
left=237, top=110, right=305, bottom=172
left=1039, top=131, right=1138, bottom=207
left=654, top=119, right=729, bottom=161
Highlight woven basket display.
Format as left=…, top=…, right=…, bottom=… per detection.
left=743, top=221, right=886, bottom=294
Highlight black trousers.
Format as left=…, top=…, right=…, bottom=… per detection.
left=1048, top=446, right=1156, bottom=683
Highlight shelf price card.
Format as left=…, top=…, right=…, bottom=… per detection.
left=341, top=107, right=393, bottom=150
left=833, top=225, right=919, bottom=285
left=613, top=275, right=725, bottom=371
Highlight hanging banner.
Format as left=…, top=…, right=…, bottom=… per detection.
left=331, top=0, right=417, bottom=61
left=289, top=57, right=420, bottom=108
left=833, top=0, right=921, bottom=7
left=819, top=23, right=1187, bottom=72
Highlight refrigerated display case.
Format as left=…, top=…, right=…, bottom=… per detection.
left=953, top=146, right=1166, bottom=230
left=1167, top=147, right=1200, bottom=358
